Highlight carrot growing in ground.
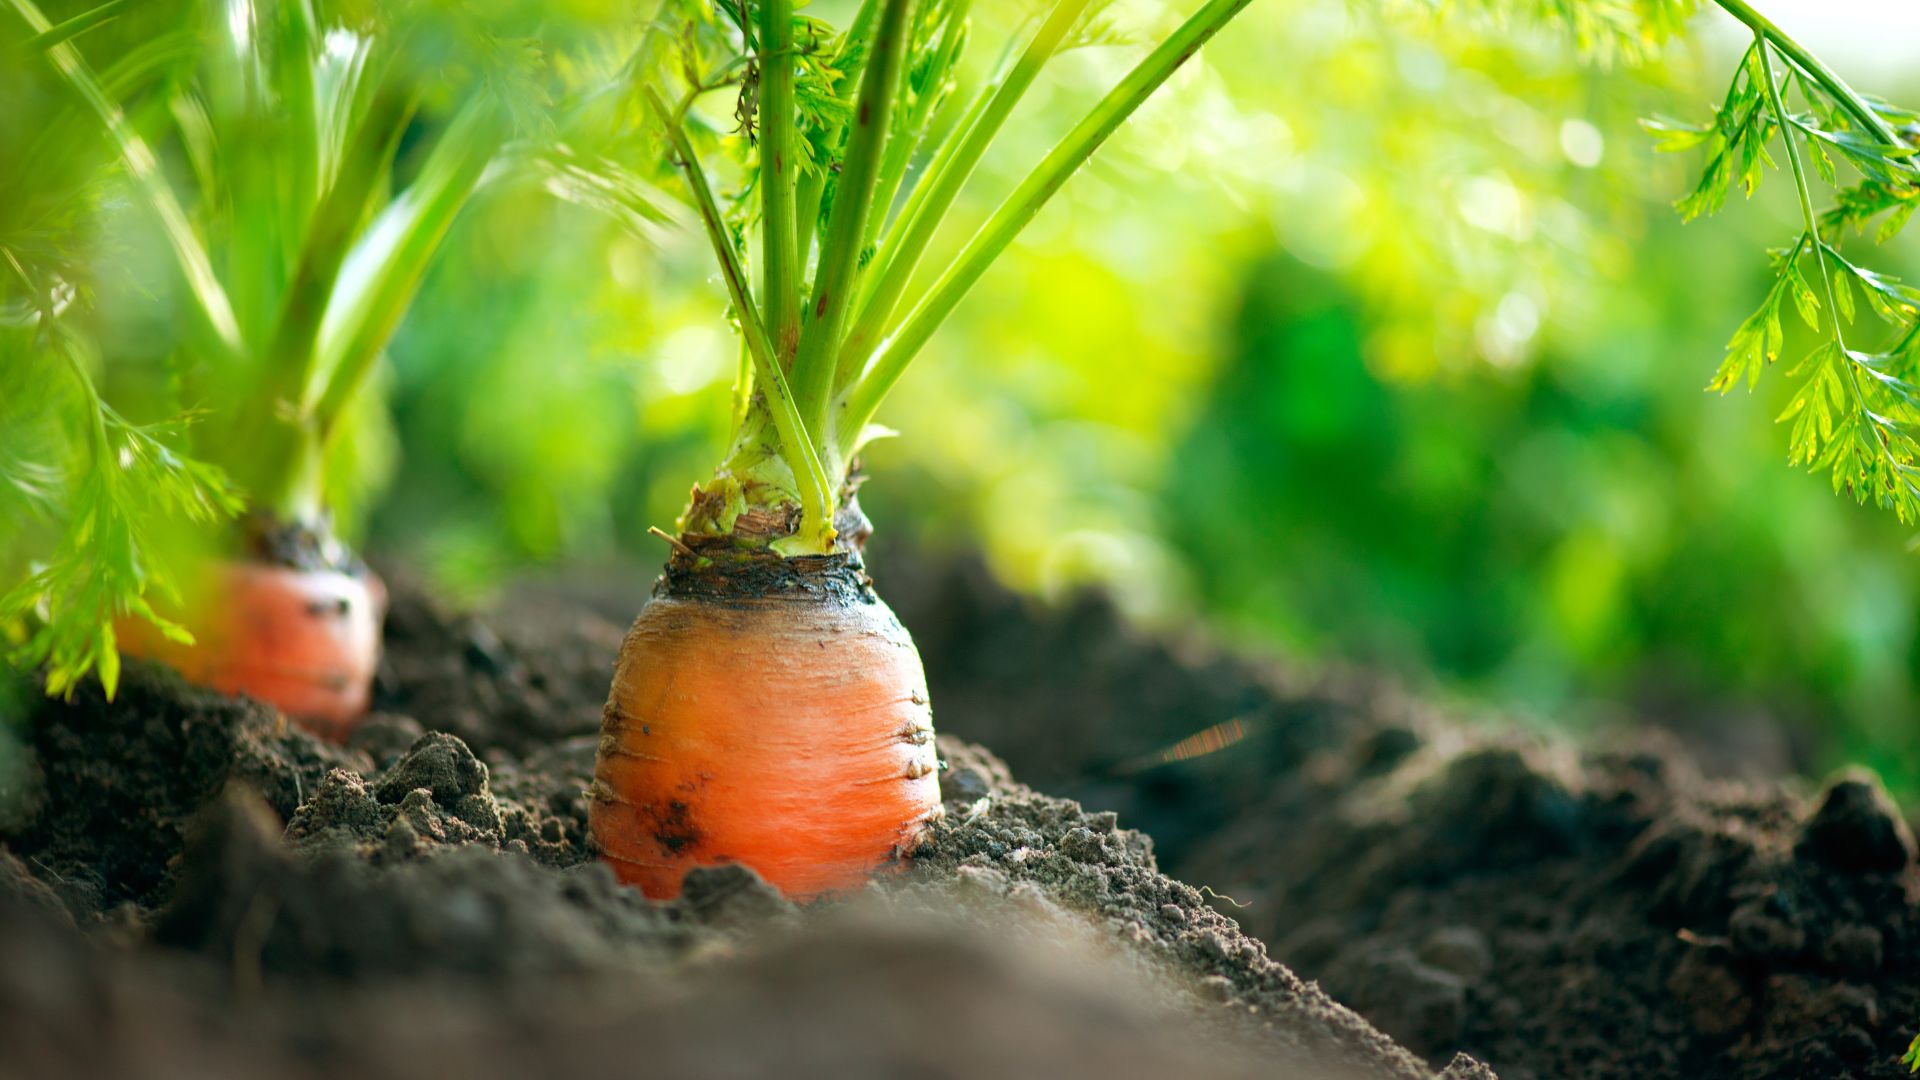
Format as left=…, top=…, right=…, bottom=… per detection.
left=1, top=0, right=516, bottom=737
left=587, top=0, right=1256, bottom=898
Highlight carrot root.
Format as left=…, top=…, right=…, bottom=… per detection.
left=590, top=590, right=943, bottom=899
left=117, top=561, right=384, bottom=741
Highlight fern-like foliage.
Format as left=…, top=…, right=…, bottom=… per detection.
left=1, top=1, right=241, bottom=696
left=1649, top=28, right=1920, bottom=523
left=0, top=337, right=240, bottom=699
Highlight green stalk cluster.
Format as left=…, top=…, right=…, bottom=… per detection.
left=658, top=0, right=1258, bottom=554
left=9, top=0, right=509, bottom=526
left=2, top=0, right=521, bottom=697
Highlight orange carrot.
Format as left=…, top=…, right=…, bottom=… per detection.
left=582, top=0, right=1265, bottom=900
left=590, top=565, right=941, bottom=899
left=117, top=561, right=384, bottom=741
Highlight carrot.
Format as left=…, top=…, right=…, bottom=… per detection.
left=589, top=558, right=941, bottom=899
left=588, top=0, right=1257, bottom=897
left=4, top=0, right=504, bottom=714
left=117, top=561, right=384, bottom=741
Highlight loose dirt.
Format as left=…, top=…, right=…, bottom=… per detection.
left=884, top=553, right=1920, bottom=1080
left=0, top=561, right=1480, bottom=1080
left=9, top=549, right=1914, bottom=1078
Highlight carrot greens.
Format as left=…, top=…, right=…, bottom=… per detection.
left=0, top=319, right=241, bottom=700
left=4, top=0, right=1914, bottom=710
left=0, top=0, right=556, bottom=697
left=1644, top=1, right=1920, bottom=522
left=624, top=0, right=1257, bottom=555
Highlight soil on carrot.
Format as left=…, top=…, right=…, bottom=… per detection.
left=879, top=552, right=1920, bottom=1080
left=0, top=564, right=1480, bottom=1080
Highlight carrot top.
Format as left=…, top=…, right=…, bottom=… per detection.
left=0, top=0, right=633, bottom=699
left=619, top=0, right=1258, bottom=556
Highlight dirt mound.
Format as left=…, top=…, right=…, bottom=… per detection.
left=5, top=671, right=361, bottom=913
left=887, top=553, right=1920, bottom=1080
left=1183, top=742, right=1919, bottom=1080
left=18, top=549, right=1911, bottom=1078
left=915, top=741, right=1436, bottom=1075
left=0, top=569, right=1469, bottom=1080
left=0, top=863, right=1464, bottom=1080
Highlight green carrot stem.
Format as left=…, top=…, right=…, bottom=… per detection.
left=22, top=0, right=125, bottom=51
left=839, top=0, right=1256, bottom=454
left=795, top=168, right=827, bottom=276
left=310, top=97, right=503, bottom=442
left=836, top=0, right=1092, bottom=387
left=1713, top=0, right=1903, bottom=146
left=857, top=0, right=970, bottom=264
left=260, top=85, right=413, bottom=424
left=796, top=0, right=882, bottom=276
left=788, top=0, right=912, bottom=438
left=277, top=1, right=322, bottom=256
left=759, top=0, right=801, bottom=360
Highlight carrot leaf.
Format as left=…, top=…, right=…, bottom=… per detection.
left=1650, top=4, right=1920, bottom=525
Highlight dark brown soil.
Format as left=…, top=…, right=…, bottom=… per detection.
left=9, top=549, right=1916, bottom=1079
left=881, top=553, right=1920, bottom=1080
left=0, top=561, right=1478, bottom=1080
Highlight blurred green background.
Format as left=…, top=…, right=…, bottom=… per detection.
left=17, top=0, right=1920, bottom=787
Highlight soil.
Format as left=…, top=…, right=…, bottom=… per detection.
left=4, top=548, right=1916, bottom=1078
left=0, top=560, right=1477, bottom=1080
left=877, top=552, right=1920, bottom=1080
